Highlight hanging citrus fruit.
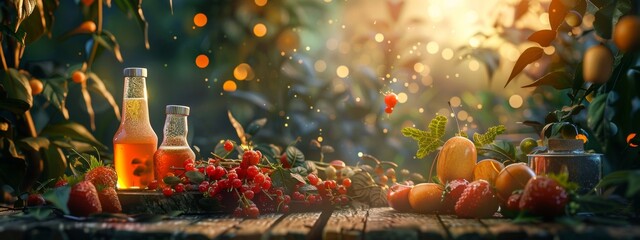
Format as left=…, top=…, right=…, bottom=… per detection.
left=582, top=45, right=613, bottom=84
left=71, top=71, right=87, bottom=84
left=29, top=79, right=43, bottom=95
left=613, top=15, right=640, bottom=52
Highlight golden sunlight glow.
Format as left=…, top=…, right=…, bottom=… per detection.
left=509, top=94, right=523, bottom=108
left=449, top=96, right=461, bottom=107
left=441, top=48, right=454, bottom=60
left=374, top=33, right=384, bottom=42
left=233, top=63, right=252, bottom=80
left=314, top=60, right=327, bottom=72
left=413, top=63, right=425, bottom=73
left=397, top=92, right=408, bottom=103
left=223, top=80, right=237, bottom=92
left=468, top=60, right=480, bottom=71
left=255, top=0, right=268, bottom=7
left=426, top=41, right=439, bottom=54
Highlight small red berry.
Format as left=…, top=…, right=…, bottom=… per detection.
left=223, top=140, right=234, bottom=152
left=340, top=195, right=349, bottom=204
left=162, top=187, right=174, bottom=197
left=228, top=172, right=238, bottom=181
left=233, top=207, right=243, bottom=217
left=231, top=179, right=243, bottom=188
left=147, top=180, right=159, bottom=190
left=275, top=189, right=284, bottom=197
left=282, top=205, right=290, bottom=213
left=214, top=166, right=226, bottom=180
left=199, top=183, right=209, bottom=193
left=385, top=92, right=398, bottom=107
left=342, top=178, right=352, bottom=188
left=247, top=165, right=260, bottom=179
left=244, top=190, right=255, bottom=200
left=205, top=165, right=216, bottom=177
left=385, top=106, right=393, bottom=114
left=27, top=194, right=46, bottom=206
left=183, top=159, right=195, bottom=168
left=308, top=195, right=317, bottom=204
left=337, top=185, right=347, bottom=195
left=184, top=163, right=196, bottom=172
left=253, top=173, right=266, bottom=185
left=307, top=174, right=319, bottom=186
left=329, top=180, right=337, bottom=189
left=247, top=206, right=260, bottom=218
left=261, top=180, right=272, bottom=190
left=175, top=183, right=185, bottom=193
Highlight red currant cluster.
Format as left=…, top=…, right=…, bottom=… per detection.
left=384, top=92, right=398, bottom=114
left=304, top=173, right=352, bottom=206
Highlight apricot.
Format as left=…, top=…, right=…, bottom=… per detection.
left=29, top=79, right=43, bottom=95
left=473, top=159, right=504, bottom=185
left=437, top=136, right=477, bottom=183
left=387, top=184, right=412, bottom=212
left=583, top=45, right=613, bottom=84
left=494, top=163, right=535, bottom=204
left=613, top=15, right=640, bottom=52
left=408, top=183, right=443, bottom=213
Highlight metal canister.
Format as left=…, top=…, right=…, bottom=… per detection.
left=527, top=139, right=602, bottom=194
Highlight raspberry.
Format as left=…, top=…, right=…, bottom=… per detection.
left=455, top=180, right=499, bottom=218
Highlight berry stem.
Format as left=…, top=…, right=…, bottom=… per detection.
left=448, top=101, right=462, bottom=135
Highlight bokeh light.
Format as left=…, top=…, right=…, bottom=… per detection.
left=233, top=63, right=252, bottom=80
left=193, top=13, right=207, bottom=27
left=223, top=80, right=237, bottom=92
left=253, top=23, right=267, bottom=37
left=509, top=95, right=523, bottom=109
left=255, top=0, right=268, bottom=7
left=195, top=54, right=209, bottom=68
left=336, top=65, right=349, bottom=78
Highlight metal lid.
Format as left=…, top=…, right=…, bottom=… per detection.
left=166, top=105, right=190, bottom=115
left=123, top=67, right=147, bottom=77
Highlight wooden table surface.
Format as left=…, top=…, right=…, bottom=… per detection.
left=1, top=207, right=639, bottom=240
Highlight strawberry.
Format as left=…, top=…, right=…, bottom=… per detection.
left=500, top=192, right=522, bottom=218
left=84, top=157, right=117, bottom=188
left=97, top=187, right=122, bottom=213
left=68, top=181, right=102, bottom=217
left=454, top=180, right=499, bottom=218
left=518, top=176, right=568, bottom=218
left=441, top=179, right=468, bottom=214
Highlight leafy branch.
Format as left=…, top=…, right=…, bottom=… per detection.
left=401, top=115, right=447, bottom=159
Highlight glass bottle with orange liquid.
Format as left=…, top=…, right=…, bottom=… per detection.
left=113, top=68, right=157, bottom=189
left=154, top=105, right=195, bottom=184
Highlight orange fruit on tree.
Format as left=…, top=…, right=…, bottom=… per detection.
left=29, top=79, right=43, bottom=95
left=582, top=45, right=613, bottom=84
left=77, top=21, right=97, bottom=34
left=613, top=15, right=640, bottom=52
left=408, top=183, right=443, bottom=213
left=564, top=11, right=582, bottom=27
left=494, top=163, right=535, bottom=204
left=436, top=136, right=477, bottom=183
left=473, top=159, right=504, bottom=185
left=71, top=71, right=87, bottom=84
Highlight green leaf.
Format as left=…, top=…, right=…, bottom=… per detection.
left=185, top=171, right=205, bottom=184
left=40, top=122, right=106, bottom=150
left=245, top=118, right=267, bottom=137
left=41, top=77, right=69, bottom=119
left=286, top=146, right=305, bottom=167
left=596, top=171, right=630, bottom=190
left=39, top=146, right=67, bottom=184
left=473, top=125, right=506, bottom=146
left=593, top=0, right=631, bottom=39
left=228, top=110, right=246, bottom=145
left=94, top=31, right=123, bottom=62
left=43, top=185, right=70, bottom=214
left=0, top=138, right=27, bottom=191
left=487, top=140, right=516, bottom=160
left=271, top=168, right=298, bottom=191
left=527, top=29, right=557, bottom=47
left=129, top=0, right=149, bottom=49
left=402, top=115, right=448, bottom=158
left=0, top=68, right=33, bottom=114
left=86, top=72, right=121, bottom=120
left=163, top=176, right=181, bottom=186
left=522, top=70, right=573, bottom=90
left=254, top=144, right=279, bottom=164
left=213, top=140, right=229, bottom=157
left=587, top=94, right=609, bottom=143
left=505, top=47, right=544, bottom=88
left=626, top=171, right=640, bottom=198
left=18, top=137, right=50, bottom=151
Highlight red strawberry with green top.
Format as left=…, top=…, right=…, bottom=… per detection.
left=68, top=181, right=102, bottom=217
left=441, top=179, right=469, bottom=214
left=97, top=187, right=122, bottom=213
left=454, top=180, right=499, bottom=218
left=518, top=176, right=568, bottom=218
left=84, top=157, right=117, bottom=188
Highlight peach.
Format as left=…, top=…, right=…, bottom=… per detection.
left=494, top=163, right=536, bottom=204
left=473, top=159, right=504, bottom=185
left=408, top=183, right=443, bottom=213
left=437, top=136, right=477, bottom=183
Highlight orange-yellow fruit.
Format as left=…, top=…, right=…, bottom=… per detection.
left=436, top=136, right=477, bottom=183
left=29, top=79, right=43, bottom=95
left=494, top=163, right=536, bottom=204
left=71, top=71, right=87, bottom=84
left=583, top=45, right=613, bottom=84
left=473, top=159, right=504, bottom=185
left=78, top=21, right=97, bottom=34
left=408, top=183, right=443, bottom=213
left=613, top=15, right=640, bottom=52
left=564, top=11, right=582, bottom=27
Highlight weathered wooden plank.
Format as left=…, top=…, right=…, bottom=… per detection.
left=118, top=190, right=207, bottom=214
left=268, top=211, right=323, bottom=240
left=322, top=207, right=368, bottom=240
left=439, top=215, right=491, bottom=240
left=480, top=218, right=528, bottom=240
left=221, top=213, right=283, bottom=240
left=364, top=207, right=446, bottom=240
left=182, top=217, right=242, bottom=240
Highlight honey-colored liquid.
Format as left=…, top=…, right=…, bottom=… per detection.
left=154, top=146, right=195, bottom=186
left=113, top=98, right=157, bottom=189
left=114, top=143, right=156, bottom=189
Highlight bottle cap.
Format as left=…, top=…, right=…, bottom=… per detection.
left=166, top=105, right=190, bottom=116
left=123, top=67, right=147, bottom=77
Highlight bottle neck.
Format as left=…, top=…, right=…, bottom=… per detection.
left=161, top=114, right=189, bottom=146
left=120, top=77, right=151, bottom=125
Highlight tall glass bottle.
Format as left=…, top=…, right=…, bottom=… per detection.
left=154, top=105, right=195, bottom=184
left=113, top=68, right=157, bottom=189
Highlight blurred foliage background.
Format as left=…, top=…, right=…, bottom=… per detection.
left=2, top=0, right=639, bottom=195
